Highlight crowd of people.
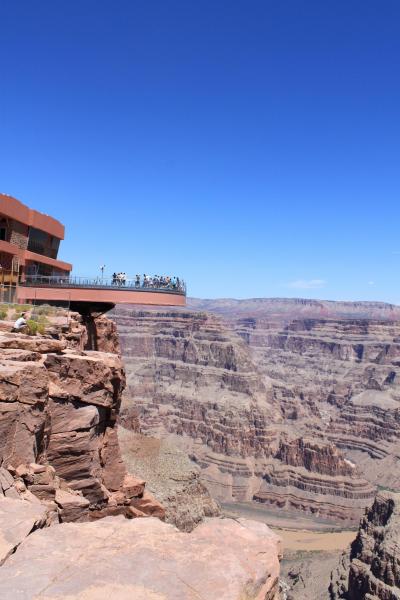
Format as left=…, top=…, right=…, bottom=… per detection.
left=111, top=273, right=185, bottom=292
left=112, top=272, right=127, bottom=285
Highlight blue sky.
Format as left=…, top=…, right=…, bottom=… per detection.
left=1, top=1, right=399, bottom=302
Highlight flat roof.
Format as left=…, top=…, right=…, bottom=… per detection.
left=0, top=193, right=65, bottom=239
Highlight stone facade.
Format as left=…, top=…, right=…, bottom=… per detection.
left=9, top=220, right=28, bottom=250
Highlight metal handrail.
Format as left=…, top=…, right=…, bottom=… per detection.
left=22, top=275, right=187, bottom=295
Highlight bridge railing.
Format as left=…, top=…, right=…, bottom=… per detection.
left=22, top=275, right=187, bottom=295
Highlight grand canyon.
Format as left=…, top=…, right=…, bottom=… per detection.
left=113, top=297, right=400, bottom=599
left=1, top=297, right=400, bottom=599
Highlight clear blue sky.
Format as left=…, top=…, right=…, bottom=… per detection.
left=1, top=1, right=399, bottom=302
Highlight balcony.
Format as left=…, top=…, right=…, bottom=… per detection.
left=17, top=274, right=187, bottom=311
left=22, top=275, right=186, bottom=295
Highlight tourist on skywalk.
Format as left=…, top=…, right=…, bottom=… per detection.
left=115, top=272, right=126, bottom=286
left=112, top=273, right=117, bottom=285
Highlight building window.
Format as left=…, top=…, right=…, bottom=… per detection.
left=0, top=218, right=7, bottom=241
left=28, top=227, right=58, bottom=258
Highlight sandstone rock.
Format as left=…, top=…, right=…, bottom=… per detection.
left=276, top=438, right=358, bottom=477
left=45, top=351, right=124, bottom=408
left=0, top=348, right=41, bottom=361
left=0, top=333, right=65, bottom=353
left=29, top=462, right=47, bottom=474
left=119, top=427, right=220, bottom=531
left=122, top=473, right=145, bottom=498
left=0, top=467, right=15, bottom=495
left=55, top=489, right=90, bottom=522
left=330, top=491, right=400, bottom=600
left=0, top=325, right=164, bottom=522
left=126, top=505, right=147, bottom=517
left=0, top=516, right=282, bottom=599
left=281, top=550, right=342, bottom=600
left=130, top=490, right=166, bottom=518
left=0, top=496, right=48, bottom=564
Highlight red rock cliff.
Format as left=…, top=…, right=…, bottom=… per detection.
left=0, top=315, right=164, bottom=522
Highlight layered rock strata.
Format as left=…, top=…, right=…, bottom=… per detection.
left=330, top=491, right=400, bottom=600
left=253, top=438, right=375, bottom=522
left=113, top=307, right=375, bottom=523
left=0, top=326, right=163, bottom=522
left=115, top=309, right=281, bottom=453
left=231, top=316, right=400, bottom=491
left=0, top=515, right=282, bottom=600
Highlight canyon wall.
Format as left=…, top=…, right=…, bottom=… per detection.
left=330, top=491, right=400, bottom=600
left=0, top=316, right=163, bottom=523
left=113, top=305, right=377, bottom=523
left=232, top=315, right=400, bottom=492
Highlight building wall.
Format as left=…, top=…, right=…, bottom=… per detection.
left=9, top=220, right=29, bottom=250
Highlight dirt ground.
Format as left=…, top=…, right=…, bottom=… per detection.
left=274, top=528, right=354, bottom=552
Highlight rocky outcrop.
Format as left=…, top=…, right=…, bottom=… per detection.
left=281, top=551, right=342, bottom=600
left=0, top=326, right=163, bottom=522
left=0, top=515, right=282, bottom=599
left=276, top=438, right=357, bottom=477
left=0, top=496, right=49, bottom=565
left=52, top=312, right=121, bottom=353
left=119, top=426, right=220, bottom=531
left=251, top=438, right=375, bottom=522
left=330, top=491, right=400, bottom=600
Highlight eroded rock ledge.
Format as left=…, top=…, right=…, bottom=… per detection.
left=0, top=515, right=282, bottom=600
left=0, top=322, right=163, bottom=523
left=330, top=491, right=400, bottom=600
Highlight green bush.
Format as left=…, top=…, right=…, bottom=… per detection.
left=26, top=320, right=45, bottom=336
left=0, top=310, right=7, bottom=320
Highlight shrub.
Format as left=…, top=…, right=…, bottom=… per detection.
left=26, top=320, right=45, bottom=336
left=0, top=310, right=7, bottom=320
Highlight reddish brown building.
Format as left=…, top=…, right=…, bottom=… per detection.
left=0, top=193, right=72, bottom=282
left=0, top=193, right=185, bottom=311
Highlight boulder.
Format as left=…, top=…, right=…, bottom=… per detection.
left=0, top=496, right=48, bottom=564
left=55, top=489, right=90, bottom=522
left=0, top=516, right=282, bottom=599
